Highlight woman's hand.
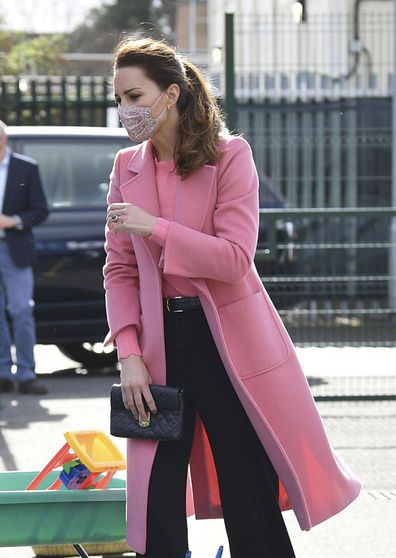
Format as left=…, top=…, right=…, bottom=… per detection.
left=119, top=355, right=157, bottom=422
left=107, top=203, right=157, bottom=237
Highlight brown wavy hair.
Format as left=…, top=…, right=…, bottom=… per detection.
left=113, top=37, right=227, bottom=178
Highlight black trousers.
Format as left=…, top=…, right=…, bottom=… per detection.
left=137, top=306, right=296, bottom=558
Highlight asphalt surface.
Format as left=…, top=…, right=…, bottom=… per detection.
left=0, top=345, right=395, bottom=558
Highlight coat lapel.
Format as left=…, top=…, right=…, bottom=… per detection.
left=120, top=141, right=160, bottom=217
left=119, top=141, right=162, bottom=264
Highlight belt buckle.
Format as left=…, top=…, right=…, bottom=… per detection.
left=166, top=296, right=183, bottom=313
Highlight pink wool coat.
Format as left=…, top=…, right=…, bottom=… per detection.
left=103, top=136, right=361, bottom=554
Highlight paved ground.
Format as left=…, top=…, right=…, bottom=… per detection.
left=0, top=346, right=395, bottom=557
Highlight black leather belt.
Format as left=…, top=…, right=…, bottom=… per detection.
left=164, top=296, right=202, bottom=313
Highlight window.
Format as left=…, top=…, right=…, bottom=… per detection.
left=18, top=138, right=129, bottom=209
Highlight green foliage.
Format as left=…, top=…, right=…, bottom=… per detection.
left=0, top=27, right=21, bottom=74
left=90, top=0, right=154, bottom=31
left=0, top=32, right=67, bottom=76
left=0, top=0, right=179, bottom=76
left=69, top=0, right=178, bottom=53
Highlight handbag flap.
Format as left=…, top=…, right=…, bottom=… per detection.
left=110, top=383, right=186, bottom=441
left=111, top=384, right=183, bottom=411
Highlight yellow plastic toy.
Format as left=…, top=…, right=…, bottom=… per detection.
left=26, top=430, right=125, bottom=491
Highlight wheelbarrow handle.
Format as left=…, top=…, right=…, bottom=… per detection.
left=184, top=546, right=223, bottom=558
left=73, top=543, right=90, bottom=558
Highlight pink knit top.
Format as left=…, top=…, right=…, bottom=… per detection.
left=116, top=156, right=198, bottom=359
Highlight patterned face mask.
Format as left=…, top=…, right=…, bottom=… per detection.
left=118, top=91, right=167, bottom=142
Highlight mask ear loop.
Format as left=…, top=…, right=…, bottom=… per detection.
left=149, top=91, right=169, bottom=122
left=150, top=90, right=165, bottom=111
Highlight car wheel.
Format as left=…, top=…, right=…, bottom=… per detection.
left=58, top=342, right=117, bottom=368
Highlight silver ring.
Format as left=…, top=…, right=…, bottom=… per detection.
left=111, top=215, right=119, bottom=222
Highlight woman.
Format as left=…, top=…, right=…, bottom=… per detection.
left=104, top=37, right=360, bottom=558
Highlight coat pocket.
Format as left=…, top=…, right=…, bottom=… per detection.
left=218, top=290, right=290, bottom=379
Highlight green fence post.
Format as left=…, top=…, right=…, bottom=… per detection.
left=103, top=77, right=109, bottom=127
left=390, top=0, right=396, bottom=314
left=0, top=80, right=6, bottom=121
left=76, top=76, right=82, bottom=126
left=15, top=79, right=22, bottom=125
left=225, top=12, right=236, bottom=132
left=61, top=78, right=67, bottom=125
left=90, top=78, right=96, bottom=126
left=30, top=80, right=36, bottom=125
left=46, top=79, right=52, bottom=125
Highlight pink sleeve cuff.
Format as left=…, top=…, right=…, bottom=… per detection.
left=149, top=217, right=170, bottom=247
left=116, top=326, right=142, bottom=360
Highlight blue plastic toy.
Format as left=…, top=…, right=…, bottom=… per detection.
left=185, top=546, right=223, bottom=557
left=59, top=459, right=92, bottom=490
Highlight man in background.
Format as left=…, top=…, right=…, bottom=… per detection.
left=0, top=120, right=49, bottom=394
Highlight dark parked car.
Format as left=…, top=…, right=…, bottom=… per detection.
left=7, top=126, right=130, bottom=367
left=6, top=127, right=294, bottom=368
left=256, top=177, right=297, bottom=276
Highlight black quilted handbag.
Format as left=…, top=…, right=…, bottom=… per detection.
left=110, top=384, right=186, bottom=441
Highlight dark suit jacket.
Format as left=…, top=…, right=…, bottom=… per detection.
left=2, top=152, right=49, bottom=268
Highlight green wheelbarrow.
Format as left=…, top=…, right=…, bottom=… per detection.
left=0, top=470, right=128, bottom=557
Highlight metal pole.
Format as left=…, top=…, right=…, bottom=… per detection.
left=391, top=0, right=396, bottom=313
left=224, top=12, right=236, bottom=131
left=189, top=0, right=197, bottom=53
left=272, top=0, right=278, bottom=84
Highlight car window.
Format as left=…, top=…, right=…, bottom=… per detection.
left=17, top=139, right=128, bottom=209
left=259, top=179, right=286, bottom=208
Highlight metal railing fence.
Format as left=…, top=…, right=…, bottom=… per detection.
left=0, top=76, right=111, bottom=126
left=240, top=97, right=391, bottom=210
left=256, top=207, right=396, bottom=346
left=256, top=206, right=396, bottom=399
left=1, top=78, right=391, bottom=216
left=211, top=10, right=394, bottom=101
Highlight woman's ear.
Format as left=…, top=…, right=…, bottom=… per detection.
left=166, top=83, right=180, bottom=108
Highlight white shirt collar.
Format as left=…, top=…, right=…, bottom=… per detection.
left=0, top=146, right=11, bottom=167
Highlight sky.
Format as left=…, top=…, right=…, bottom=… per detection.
left=0, top=0, right=106, bottom=33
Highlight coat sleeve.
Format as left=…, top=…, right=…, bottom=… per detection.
left=103, top=151, right=142, bottom=346
left=18, top=162, right=49, bottom=228
left=159, top=137, right=259, bottom=283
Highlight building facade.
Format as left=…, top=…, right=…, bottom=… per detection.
left=208, top=0, right=393, bottom=100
